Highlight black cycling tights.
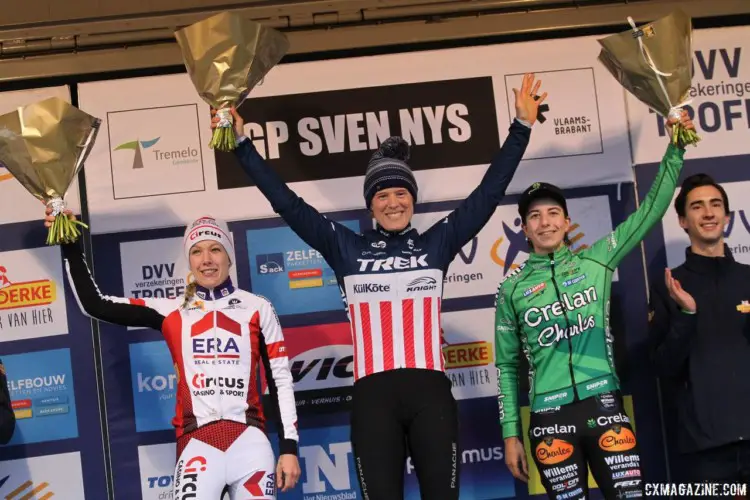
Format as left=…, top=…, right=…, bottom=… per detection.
left=350, top=368, right=459, bottom=500
left=529, top=391, right=643, bottom=500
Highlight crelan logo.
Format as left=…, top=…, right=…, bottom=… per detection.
left=114, top=138, right=160, bottom=169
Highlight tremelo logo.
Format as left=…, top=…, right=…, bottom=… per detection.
left=114, top=137, right=162, bottom=169
left=107, top=104, right=206, bottom=199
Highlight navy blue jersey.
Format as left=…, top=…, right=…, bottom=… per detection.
left=235, top=120, right=531, bottom=380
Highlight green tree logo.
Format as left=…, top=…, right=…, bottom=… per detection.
left=114, top=138, right=160, bottom=169
left=587, top=418, right=596, bottom=428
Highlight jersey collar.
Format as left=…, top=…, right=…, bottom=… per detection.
left=683, top=243, right=735, bottom=274
left=195, top=277, right=235, bottom=300
left=527, top=244, right=573, bottom=266
left=376, top=223, right=413, bottom=238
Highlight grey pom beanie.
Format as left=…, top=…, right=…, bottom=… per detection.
left=363, top=136, right=418, bottom=208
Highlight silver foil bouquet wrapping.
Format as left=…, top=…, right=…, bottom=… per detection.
left=175, top=11, right=290, bottom=152
left=0, top=97, right=100, bottom=244
left=598, top=9, right=700, bottom=146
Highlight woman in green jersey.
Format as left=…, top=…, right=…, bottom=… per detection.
left=494, top=111, right=695, bottom=499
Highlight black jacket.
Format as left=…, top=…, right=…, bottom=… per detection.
left=0, top=358, right=15, bottom=444
left=648, top=244, right=750, bottom=454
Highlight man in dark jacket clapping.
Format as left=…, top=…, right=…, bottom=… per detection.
left=0, top=358, right=15, bottom=444
left=649, top=173, right=750, bottom=484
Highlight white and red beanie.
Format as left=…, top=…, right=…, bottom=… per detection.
left=183, top=216, right=235, bottom=265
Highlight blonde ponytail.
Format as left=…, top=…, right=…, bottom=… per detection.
left=182, top=281, right=197, bottom=309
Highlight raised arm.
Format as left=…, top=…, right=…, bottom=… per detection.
left=61, top=241, right=166, bottom=330
left=255, top=296, right=301, bottom=491
left=582, top=112, right=693, bottom=269
left=222, top=109, right=353, bottom=263
left=424, top=73, right=543, bottom=258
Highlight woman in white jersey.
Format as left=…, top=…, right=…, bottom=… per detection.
left=46, top=208, right=301, bottom=499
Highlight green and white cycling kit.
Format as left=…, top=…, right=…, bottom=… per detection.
left=494, top=143, right=685, bottom=440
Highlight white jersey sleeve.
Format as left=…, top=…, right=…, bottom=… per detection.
left=258, top=296, right=299, bottom=454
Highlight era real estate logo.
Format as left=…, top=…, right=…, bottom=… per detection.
left=107, top=104, right=206, bottom=199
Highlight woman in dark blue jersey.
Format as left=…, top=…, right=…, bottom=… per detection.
left=213, top=73, right=547, bottom=499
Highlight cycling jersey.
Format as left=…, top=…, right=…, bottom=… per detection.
left=234, top=119, right=531, bottom=382
left=494, top=143, right=685, bottom=439
left=61, top=242, right=299, bottom=455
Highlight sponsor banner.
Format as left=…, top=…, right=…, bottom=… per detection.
left=119, top=236, right=239, bottom=330
left=0, top=86, right=81, bottom=225
left=0, top=246, right=69, bottom=341
left=404, top=396, right=516, bottom=499
left=441, top=308, right=497, bottom=401
left=410, top=194, right=618, bottom=299
left=138, top=442, right=178, bottom=500
left=78, top=34, right=630, bottom=233
left=660, top=180, right=750, bottom=267
left=262, top=322, right=354, bottom=416
left=2, top=348, right=78, bottom=446
left=0, top=451, right=85, bottom=498
left=247, top=221, right=360, bottom=316
left=629, top=26, right=750, bottom=164
left=130, top=340, right=177, bottom=432
left=520, top=395, right=636, bottom=495
left=271, top=424, right=361, bottom=500
left=217, top=77, right=500, bottom=188
left=107, top=104, right=206, bottom=200
left=503, top=69, right=604, bottom=160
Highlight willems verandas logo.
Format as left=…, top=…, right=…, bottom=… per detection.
left=114, top=137, right=200, bottom=168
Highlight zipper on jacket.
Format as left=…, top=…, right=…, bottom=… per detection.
left=549, top=255, right=579, bottom=401
left=211, top=288, right=219, bottom=417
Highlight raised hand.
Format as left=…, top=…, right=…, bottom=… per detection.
left=513, top=73, right=548, bottom=126
left=665, top=268, right=696, bottom=313
left=44, top=206, right=76, bottom=228
left=665, top=109, right=695, bottom=139
left=210, top=107, right=245, bottom=140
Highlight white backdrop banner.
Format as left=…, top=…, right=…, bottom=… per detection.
left=77, top=34, right=633, bottom=233
left=0, top=451, right=85, bottom=498
left=629, top=25, right=750, bottom=165
left=0, top=86, right=78, bottom=225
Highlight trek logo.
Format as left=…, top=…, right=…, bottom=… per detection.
left=257, top=253, right=285, bottom=275
left=192, top=337, right=240, bottom=359
left=405, top=277, right=438, bottom=292
left=175, top=455, right=207, bottom=500
left=357, top=255, right=428, bottom=272
left=353, top=283, right=391, bottom=294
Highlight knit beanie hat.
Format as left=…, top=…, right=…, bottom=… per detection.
left=363, top=136, right=418, bottom=208
left=183, top=216, right=235, bottom=265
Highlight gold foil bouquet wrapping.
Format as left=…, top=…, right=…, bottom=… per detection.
left=0, top=97, right=100, bottom=244
left=175, top=11, right=290, bottom=152
left=598, top=9, right=700, bottom=147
